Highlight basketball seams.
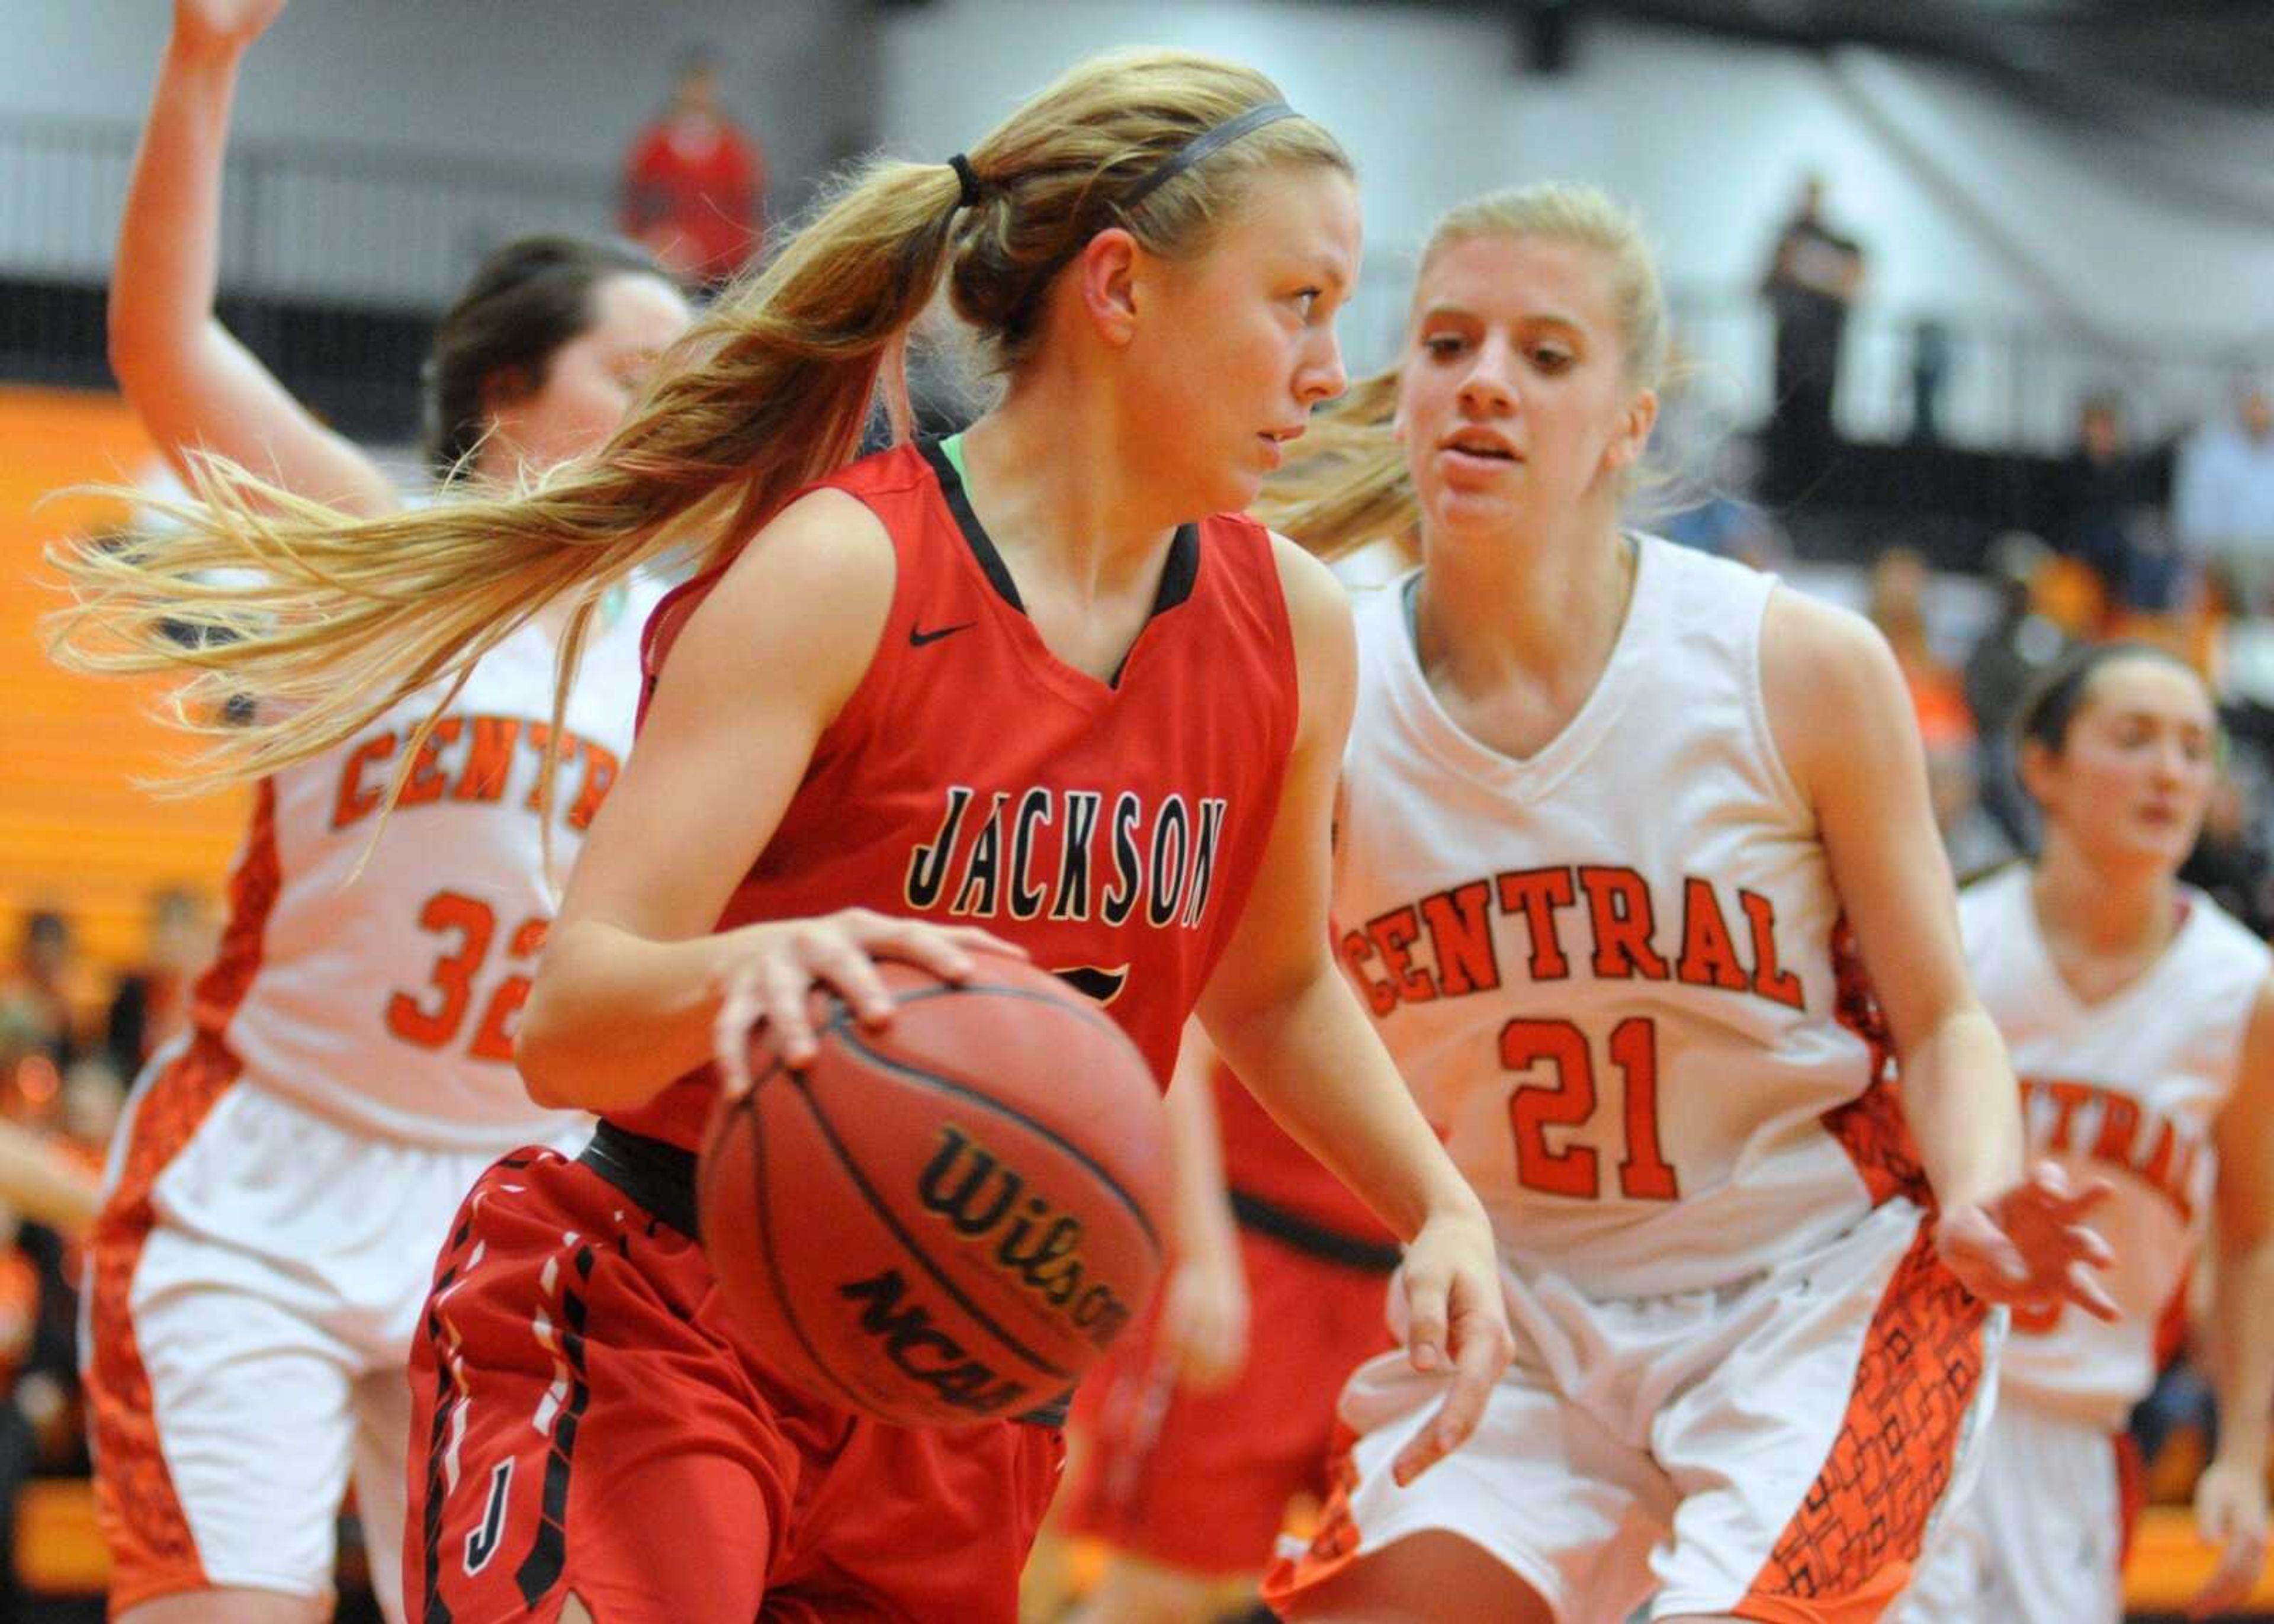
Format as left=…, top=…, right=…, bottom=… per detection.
left=778, top=1056, right=1080, bottom=1384
left=698, top=970, right=1165, bottom=1424
left=827, top=1008, right=1165, bottom=1257
left=714, top=1088, right=888, bottom=1417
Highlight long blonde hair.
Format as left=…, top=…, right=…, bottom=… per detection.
left=1255, top=181, right=1668, bottom=560
left=50, top=49, right=1348, bottom=799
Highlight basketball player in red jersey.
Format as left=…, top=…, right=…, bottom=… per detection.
left=1054, top=1021, right=1399, bottom=1622
left=52, top=52, right=1514, bottom=1623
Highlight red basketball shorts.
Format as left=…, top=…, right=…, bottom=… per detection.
left=1061, top=1211, right=1398, bottom=1576
left=406, top=1143, right=1065, bottom=1623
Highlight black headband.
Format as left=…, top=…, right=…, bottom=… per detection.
left=1120, top=101, right=1300, bottom=210
left=948, top=153, right=982, bottom=210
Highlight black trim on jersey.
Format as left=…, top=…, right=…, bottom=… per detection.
left=917, top=438, right=1201, bottom=682
left=511, top=1244, right=594, bottom=1608
left=418, top=1298, right=462, bottom=1623
left=1228, top=1188, right=1403, bottom=1275
left=582, top=1120, right=702, bottom=1240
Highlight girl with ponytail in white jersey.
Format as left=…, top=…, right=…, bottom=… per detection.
left=1897, top=644, right=2274, bottom=1624
left=65, top=4, right=689, bottom=1619
left=1258, top=182, right=2116, bottom=1624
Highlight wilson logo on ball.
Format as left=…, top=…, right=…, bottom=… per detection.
left=917, top=1127, right=1137, bottom=1348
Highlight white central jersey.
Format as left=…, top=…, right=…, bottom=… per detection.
left=1335, top=541, right=1915, bottom=1298
left=187, top=583, right=661, bottom=1150
left=1962, top=866, right=2266, bottom=1427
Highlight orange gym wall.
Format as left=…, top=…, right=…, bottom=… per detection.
left=0, top=385, right=248, bottom=983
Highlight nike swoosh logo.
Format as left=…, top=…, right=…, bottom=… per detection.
left=910, top=621, right=976, bottom=647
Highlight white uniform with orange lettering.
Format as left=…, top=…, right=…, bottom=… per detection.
left=1898, top=866, right=2268, bottom=1624
left=1264, top=539, right=2000, bottom=1623
left=84, top=583, right=659, bottom=1622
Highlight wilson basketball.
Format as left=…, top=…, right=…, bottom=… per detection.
left=697, top=957, right=1173, bottom=1427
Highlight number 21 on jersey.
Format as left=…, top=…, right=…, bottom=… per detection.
left=1503, top=1016, right=1679, bottom=1201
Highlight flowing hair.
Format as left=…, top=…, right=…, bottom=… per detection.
left=1255, top=181, right=1670, bottom=561
left=49, top=48, right=1348, bottom=808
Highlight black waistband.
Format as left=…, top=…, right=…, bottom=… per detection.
left=577, top=1121, right=1071, bottom=1430
left=580, top=1120, right=702, bottom=1240
left=1229, top=1188, right=1404, bottom=1275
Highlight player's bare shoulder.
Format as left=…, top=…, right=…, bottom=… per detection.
left=672, top=488, right=900, bottom=712
left=1263, top=529, right=1358, bottom=744
left=1759, top=585, right=1912, bottom=806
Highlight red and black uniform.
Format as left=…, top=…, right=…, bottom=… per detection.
left=1063, top=1062, right=1400, bottom=1576
left=404, top=440, right=1302, bottom=1623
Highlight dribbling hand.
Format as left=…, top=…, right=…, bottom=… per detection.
left=1934, top=1161, right=2118, bottom=1320
left=1389, top=1206, right=1514, bottom=1487
left=710, top=908, right=1027, bottom=1097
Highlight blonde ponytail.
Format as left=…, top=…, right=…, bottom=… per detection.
left=1250, top=369, right=1411, bottom=563
left=50, top=47, right=1348, bottom=798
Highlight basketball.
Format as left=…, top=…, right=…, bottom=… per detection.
left=697, top=956, right=1174, bottom=1427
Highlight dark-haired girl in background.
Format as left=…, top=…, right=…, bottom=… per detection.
left=83, top=4, right=688, bottom=1620
left=1899, top=644, right=2274, bottom=1624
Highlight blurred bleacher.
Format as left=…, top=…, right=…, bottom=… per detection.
left=0, top=387, right=250, bottom=973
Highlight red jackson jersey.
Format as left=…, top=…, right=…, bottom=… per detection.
left=611, top=439, right=1303, bottom=1152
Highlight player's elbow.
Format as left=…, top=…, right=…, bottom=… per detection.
left=515, top=982, right=590, bottom=1111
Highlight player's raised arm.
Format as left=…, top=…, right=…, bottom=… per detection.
left=112, top=0, right=397, bottom=513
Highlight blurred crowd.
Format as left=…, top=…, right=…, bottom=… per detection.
left=1666, top=313, right=2274, bottom=1534
left=0, top=889, right=215, bottom=1609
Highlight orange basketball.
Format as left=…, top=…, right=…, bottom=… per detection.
left=696, top=957, right=1172, bottom=1427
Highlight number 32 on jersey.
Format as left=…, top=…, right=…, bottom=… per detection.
left=387, top=890, right=548, bottom=1061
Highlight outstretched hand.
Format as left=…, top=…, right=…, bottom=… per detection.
left=1389, top=1209, right=1513, bottom=1487
left=1935, top=1161, right=2116, bottom=1320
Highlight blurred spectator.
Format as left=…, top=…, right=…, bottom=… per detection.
left=1866, top=548, right=2011, bottom=876
left=104, top=885, right=215, bottom=1080
left=1867, top=548, right=1971, bottom=743
left=1963, top=533, right=2076, bottom=848
left=2179, top=766, right=2274, bottom=941
left=0, top=912, right=94, bottom=1073
left=1655, top=357, right=1790, bottom=571
left=1926, top=731, right=2016, bottom=882
left=2173, top=378, right=2274, bottom=614
left=1759, top=173, right=1864, bottom=503
left=1908, top=317, right=1951, bottom=446
left=1661, top=487, right=1786, bottom=571
left=2054, top=393, right=2181, bottom=616
left=619, top=46, right=766, bottom=290
left=0, top=1207, right=39, bottom=1622
left=60, top=1059, right=124, bottom=1173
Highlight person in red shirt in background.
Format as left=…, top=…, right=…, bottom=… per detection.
left=619, top=46, right=766, bottom=290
